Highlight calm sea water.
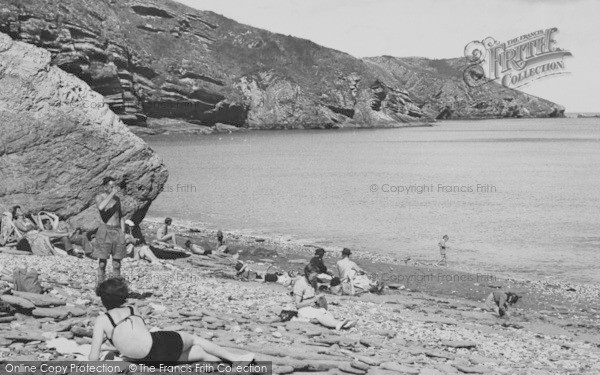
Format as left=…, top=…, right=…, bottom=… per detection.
left=145, top=119, right=600, bottom=283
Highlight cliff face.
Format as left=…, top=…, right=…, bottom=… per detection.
left=0, top=32, right=168, bottom=230
left=364, top=57, right=564, bottom=119
left=0, top=0, right=431, bottom=129
left=0, top=1, right=563, bottom=131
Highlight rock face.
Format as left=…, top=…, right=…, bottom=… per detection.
left=0, top=32, right=168, bottom=230
left=364, top=56, right=564, bottom=119
left=0, top=0, right=433, bottom=129
left=0, top=1, right=563, bottom=130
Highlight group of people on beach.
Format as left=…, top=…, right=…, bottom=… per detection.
left=90, top=177, right=255, bottom=363
left=0, top=176, right=521, bottom=365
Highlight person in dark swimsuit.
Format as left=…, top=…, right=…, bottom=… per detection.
left=89, top=278, right=255, bottom=364
left=94, top=177, right=127, bottom=283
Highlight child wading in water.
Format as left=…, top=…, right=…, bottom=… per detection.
left=485, top=290, right=520, bottom=318
left=89, top=278, right=254, bottom=364
left=438, top=235, right=449, bottom=266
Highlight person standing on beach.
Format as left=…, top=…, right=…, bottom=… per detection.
left=438, top=235, right=449, bottom=266
left=93, top=177, right=127, bottom=283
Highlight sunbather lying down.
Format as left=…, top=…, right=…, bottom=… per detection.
left=89, top=278, right=254, bottom=364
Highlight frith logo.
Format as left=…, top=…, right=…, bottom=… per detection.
left=463, top=28, right=572, bottom=88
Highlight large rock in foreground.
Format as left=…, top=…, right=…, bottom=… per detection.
left=0, top=32, right=168, bottom=230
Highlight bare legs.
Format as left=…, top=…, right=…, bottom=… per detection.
left=98, top=259, right=122, bottom=283
left=157, top=233, right=177, bottom=246
left=177, top=332, right=254, bottom=363
left=138, top=245, right=162, bottom=264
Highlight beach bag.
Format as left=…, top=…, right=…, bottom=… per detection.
left=279, top=310, right=298, bottom=322
left=13, top=268, right=43, bottom=294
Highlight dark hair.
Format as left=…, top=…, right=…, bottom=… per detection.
left=165, top=217, right=172, bottom=225
left=443, top=235, right=449, bottom=239
left=96, top=278, right=129, bottom=310
left=330, top=276, right=341, bottom=287
left=217, top=230, right=223, bottom=240
left=42, top=218, right=51, bottom=227
left=506, top=292, right=520, bottom=305
left=11, top=205, right=21, bottom=219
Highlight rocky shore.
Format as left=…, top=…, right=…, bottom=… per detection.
left=1, top=220, right=599, bottom=374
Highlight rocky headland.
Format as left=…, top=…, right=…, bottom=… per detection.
left=0, top=220, right=599, bottom=374
left=0, top=32, right=167, bottom=230
left=0, top=0, right=564, bottom=134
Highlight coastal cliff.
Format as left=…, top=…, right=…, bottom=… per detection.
left=0, top=32, right=168, bottom=230
left=0, top=0, right=562, bottom=132
left=365, top=56, right=565, bottom=119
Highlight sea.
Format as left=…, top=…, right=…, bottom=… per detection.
left=145, top=118, right=600, bottom=284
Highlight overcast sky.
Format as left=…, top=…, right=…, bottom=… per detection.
left=177, top=0, right=599, bottom=112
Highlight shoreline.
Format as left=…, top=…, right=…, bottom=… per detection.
left=0, top=219, right=598, bottom=373
left=140, top=218, right=600, bottom=315
left=142, top=216, right=598, bottom=289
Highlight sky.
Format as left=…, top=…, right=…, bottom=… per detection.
left=177, top=0, right=599, bottom=112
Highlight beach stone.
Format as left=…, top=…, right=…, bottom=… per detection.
left=32, top=306, right=86, bottom=320
left=1, top=295, right=35, bottom=310
left=11, top=291, right=66, bottom=307
left=355, top=355, right=381, bottom=366
left=350, top=360, right=370, bottom=371
left=71, top=326, right=93, bottom=338
left=441, top=340, right=477, bottom=349
left=451, top=364, right=491, bottom=374
left=425, top=349, right=455, bottom=360
left=338, top=364, right=366, bottom=374
left=380, top=362, right=419, bottom=374
left=1, top=331, right=46, bottom=343
left=273, top=365, right=294, bottom=374
left=419, top=368, right=444, bottom=375
left=0, top=32, right=168, bottom=230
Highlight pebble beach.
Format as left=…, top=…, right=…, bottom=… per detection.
left=0, top=220, right=599, bottom=375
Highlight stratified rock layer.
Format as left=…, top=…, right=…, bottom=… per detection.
left=0, top=32, right=168, bottom=230
left=0, top=0, right=563, bottom=130
left=365, top=56, right=565, bottom=119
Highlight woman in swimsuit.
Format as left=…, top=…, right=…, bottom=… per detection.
left=89, top=278, right=254, bottom=364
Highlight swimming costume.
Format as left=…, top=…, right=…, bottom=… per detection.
left=138, top=331, right=184, bottom=364
left=105, top=306, right=145, bottom=346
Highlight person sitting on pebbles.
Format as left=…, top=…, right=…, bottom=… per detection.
left=337, top=248, right=383, bottom=295
left=485, top=290, right=521, bottom=318
left=156, top=217, right=178, bottom=246
left=292, top=266, right=356, bottom=330
left=89, top=278, right=255, bottom=364
left=306, top=248, right=335, bottom=291
left=124, top=220, right=163, bottom=265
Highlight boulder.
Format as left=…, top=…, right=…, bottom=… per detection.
left=0, top=32, right=168, bottom=230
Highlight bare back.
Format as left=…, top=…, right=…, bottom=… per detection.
left=100, top=307, right=152, bottom=359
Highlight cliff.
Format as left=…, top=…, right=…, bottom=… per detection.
left=364, top=56, right=565, bottom=119
left=0, top=0, right=563, bottom=131
left=0, top=32, right=168, bottom=230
